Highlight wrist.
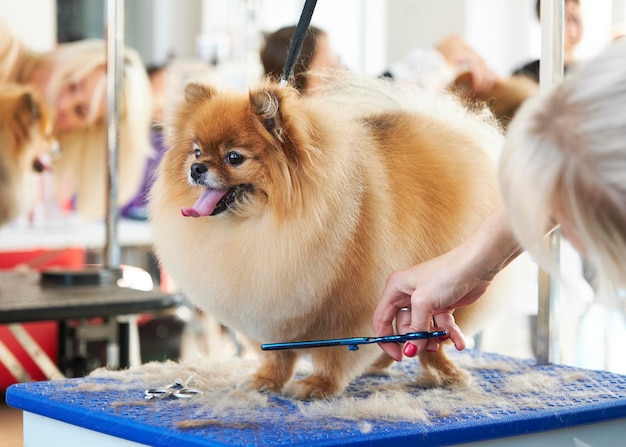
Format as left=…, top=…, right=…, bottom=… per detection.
left=460, top=205, right=522, bottom=280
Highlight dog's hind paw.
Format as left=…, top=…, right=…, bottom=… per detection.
left=283, top=375, right=342, bottom=400
left=415, top=365, right=472, bottom=388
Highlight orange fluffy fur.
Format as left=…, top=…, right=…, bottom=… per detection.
left=0, top=84, right=55, bottom=226
left=452, top=72, right=539, bottom=129
left=149, top=76, right=516, bottom=399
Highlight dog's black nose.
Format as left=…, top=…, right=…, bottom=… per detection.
left=190, top=162, right=208, bottom=181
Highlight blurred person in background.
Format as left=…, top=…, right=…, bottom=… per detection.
left=512, top=0, right=583, bottom=82
left=0, top=19, right=152, bottom=220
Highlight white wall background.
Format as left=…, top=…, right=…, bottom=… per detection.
left=0, top=0, right=624, bottom=79
left=0, top=0, right=56, bottom=51
left=254, top=0, right=626, bottom=77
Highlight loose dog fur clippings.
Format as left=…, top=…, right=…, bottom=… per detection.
left=76, top=352, right=604, bottom=432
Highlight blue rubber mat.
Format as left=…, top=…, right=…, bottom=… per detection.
left=6, top=349, right=626, bottom=446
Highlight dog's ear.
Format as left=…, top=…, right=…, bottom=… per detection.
left=249, top=89, right=285, bottom=143
left=14, top=92, right=42, bottom=139
left=184, top=82, right=214, bottom=103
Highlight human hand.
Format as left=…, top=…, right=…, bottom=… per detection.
left=373, top=205, right=521, bottom=361
left=372, top=250, right=493, bottom=362
left=436, top=34, right=497, bottom=96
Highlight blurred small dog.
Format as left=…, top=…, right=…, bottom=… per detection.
left=452, top=72, right=539, bottom=129
left=0, top=84, right=57, bottom=226
left=150, top=75, right=519, bottom=399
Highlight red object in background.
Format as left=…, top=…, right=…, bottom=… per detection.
left=0, top=247, right=85, bottom=270
left=0, top=247, right=85, bottom=389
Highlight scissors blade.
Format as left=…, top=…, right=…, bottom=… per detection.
left=260, top=330, right=447, bottom=351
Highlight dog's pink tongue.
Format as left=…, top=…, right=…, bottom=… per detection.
left=181, top=189, right=229, bottom=217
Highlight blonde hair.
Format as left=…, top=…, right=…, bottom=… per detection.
left=48, top=40, right=153, bottom=219
left=500, top=38, right=626, bottom=303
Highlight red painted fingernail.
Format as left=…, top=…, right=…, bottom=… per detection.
left=403, top=342, right=418, bottom=357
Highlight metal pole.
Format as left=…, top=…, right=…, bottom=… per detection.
left=104, top=0, right=123, bottom=270
left=536, top=0, right=564, bottom=365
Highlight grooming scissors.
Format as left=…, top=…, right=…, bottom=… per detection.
left=144, top=377, right=203, bottom=400
left=261, top=331, right=448, bottom=352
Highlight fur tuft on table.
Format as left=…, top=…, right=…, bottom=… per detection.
left=83, top=349, right=613, bottom=425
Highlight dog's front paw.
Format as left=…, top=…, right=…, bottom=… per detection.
left=283, top=375, right=342, bottom=400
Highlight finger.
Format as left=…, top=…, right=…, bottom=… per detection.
left=473, top=70, right=496, bottom=96
left=409, top=304, right=438, bottom=339
left=373, top=277, right=411, bottom=335
left=396, top=307, right=422, bottom=357
left=403, top=342, right=418, bottom=357
left=373, top=278, right=414, bottom=361
left=470, top=71, right=487, bottom=94
left=396, top=305, right=431, bottom=357
left=424, top=339, right=441, bottom=352
left=425, top=329, right=454, bottom=352
left=379, top=337, right=403, bottom=361
left=402, top=314, right=435, bottom=357
left=394, top=307, right=412, bottom=332
left=433, top=313, right=467, bottom=351
left=404, top=337, right=438, bottom=357
left=374, top=327, right=403, bottom=361
left=373, top=303, right=405, bottom=361
left=447, top=324, right=467, bottom=351
left=407, top=322, right=464, bottom=355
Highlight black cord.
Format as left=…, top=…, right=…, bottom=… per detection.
left=280, top=0, right=318, bottom=85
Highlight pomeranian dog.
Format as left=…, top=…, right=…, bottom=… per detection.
left=149, top=75, right=517, bottom=399
left=0, top=84, right=56, bottom=226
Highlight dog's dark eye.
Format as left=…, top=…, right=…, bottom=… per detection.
left=193, top=143, right=201, bottom=158
left=226, top=151, right=244, bottom=165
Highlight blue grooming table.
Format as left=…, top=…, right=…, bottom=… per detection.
left=6, top=349, right=626, bottom=446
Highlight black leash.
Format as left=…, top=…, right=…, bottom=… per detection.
left=280, top=0, right=318, bottom=86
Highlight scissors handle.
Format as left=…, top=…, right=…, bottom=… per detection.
left=144, top=378, right=203, bottom=400
left=261, top=330, right=448, bottom=351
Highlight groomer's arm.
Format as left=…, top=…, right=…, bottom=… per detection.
left=373, top=204, right=522, bottom=361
